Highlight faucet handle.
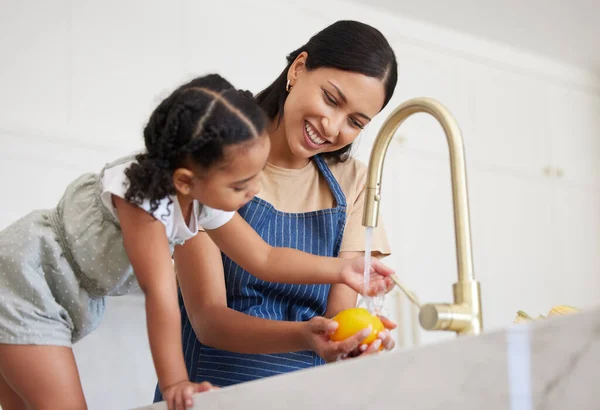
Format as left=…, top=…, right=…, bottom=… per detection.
left=419, top=303, right=479, bottom=334
left=390, top=274, right=420, bottom=307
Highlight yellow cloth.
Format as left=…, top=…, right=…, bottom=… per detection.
left=514, top=305, right=580, bottom=323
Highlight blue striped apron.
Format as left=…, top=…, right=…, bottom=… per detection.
left=153, top=155, right=347, bottom=399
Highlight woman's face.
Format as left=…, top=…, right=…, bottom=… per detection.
left=282, top=52, right=386, bottom=159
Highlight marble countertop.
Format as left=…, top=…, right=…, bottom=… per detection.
left=134, top=306, right=600, bottom=410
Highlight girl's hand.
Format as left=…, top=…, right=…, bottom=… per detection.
left=162, top=380, right=217, bottom=410
left=340, top=257, right=395, bottom=296
left=302, top=316, right=373, bottom=363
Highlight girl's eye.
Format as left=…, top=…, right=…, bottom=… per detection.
left=233, top=186, right=246, bottom=192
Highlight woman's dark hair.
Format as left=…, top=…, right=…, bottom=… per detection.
left=125, top=74, right=267, bottom=212
left=255, top=20, right=398, bottom=163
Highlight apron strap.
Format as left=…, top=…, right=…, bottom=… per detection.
left=312, top=155, right=347, bottom=209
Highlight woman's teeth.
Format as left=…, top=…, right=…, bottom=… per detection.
left=305, top=122, right=326, bottom=145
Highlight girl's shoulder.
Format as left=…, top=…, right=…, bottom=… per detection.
left=99, top=155, right=174, bottom=224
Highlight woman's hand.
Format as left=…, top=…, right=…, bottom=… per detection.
left=347, top=315, right=397, bottom=358
left=304, top=314, right=397, bottom=362
left=302, top=316, right=375, bottom=362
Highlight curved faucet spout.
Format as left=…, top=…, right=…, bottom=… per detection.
left=362, top=97, right=483, bottom=335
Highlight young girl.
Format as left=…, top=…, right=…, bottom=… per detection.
left=0, top=74, right=394, bottom=410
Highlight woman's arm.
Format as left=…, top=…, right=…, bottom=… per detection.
left=205, top=214, right=393, bottom=294
left=175, top=230, right=307, bottom=353
left=175, top=232, right=370, bottom=360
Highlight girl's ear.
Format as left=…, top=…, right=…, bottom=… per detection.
left=172, top=167, right=196, bottom=196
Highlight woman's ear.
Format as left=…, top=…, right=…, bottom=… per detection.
left=287, top=51, right=309, bottom=87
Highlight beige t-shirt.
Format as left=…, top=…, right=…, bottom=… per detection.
left=255, top=157, right=391, bottom=257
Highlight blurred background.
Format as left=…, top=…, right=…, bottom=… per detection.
left=1, top=0, right=599, bottom=408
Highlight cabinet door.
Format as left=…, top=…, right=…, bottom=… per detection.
left=548, top=86, right=600, bottom=188
left=470, top=66, right=551, bottom=177
left=381, top=41, right=472, bottom=161
left=376, top=143, right=558, bottom=341
left=467, top=166, right=555, bottom=331
left=551, top=184, right=600, bottom=308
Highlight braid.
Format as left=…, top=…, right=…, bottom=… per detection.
left=124, top=74, right=268, bottom=212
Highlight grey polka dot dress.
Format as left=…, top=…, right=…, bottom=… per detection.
left=0, top=156, right=172, bottom=346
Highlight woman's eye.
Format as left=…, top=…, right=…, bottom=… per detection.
left=323, top=90, right=338, bottom=106
left=349, top=117, right=364, bottom=129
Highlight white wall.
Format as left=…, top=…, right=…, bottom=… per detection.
left=1, top=0, right=599, bottom=409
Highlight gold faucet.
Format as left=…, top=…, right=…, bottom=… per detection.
left=362, top=97, right=483, bottom=336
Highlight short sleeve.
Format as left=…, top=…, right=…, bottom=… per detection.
left=338, top=169, right=391, bottom=257
left=99, top=161, right=172, bottom=226
left=198, top=205, right=235, bottom=230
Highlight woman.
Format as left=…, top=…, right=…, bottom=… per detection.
left=154, top=20, right=398, bottom=397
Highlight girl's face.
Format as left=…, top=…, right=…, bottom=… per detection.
left=282, top=53, right=386, bottom=159
left=175, top=134, right=270, bottom=212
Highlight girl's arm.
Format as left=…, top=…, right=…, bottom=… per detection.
left=175, top=231, right=370, bottom=361
left=205, top=213, right=393, bottom=295
left=114, top=197, right=211, bottom=409
left=324, top=252, right=361, bottom=318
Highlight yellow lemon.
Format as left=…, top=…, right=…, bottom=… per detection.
left=330, top=308, right=385, bottom=345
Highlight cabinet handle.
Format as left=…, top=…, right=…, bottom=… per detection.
left=395, top=135, right=407, bottom=144
left=543, top=166, right=565, bottom=178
